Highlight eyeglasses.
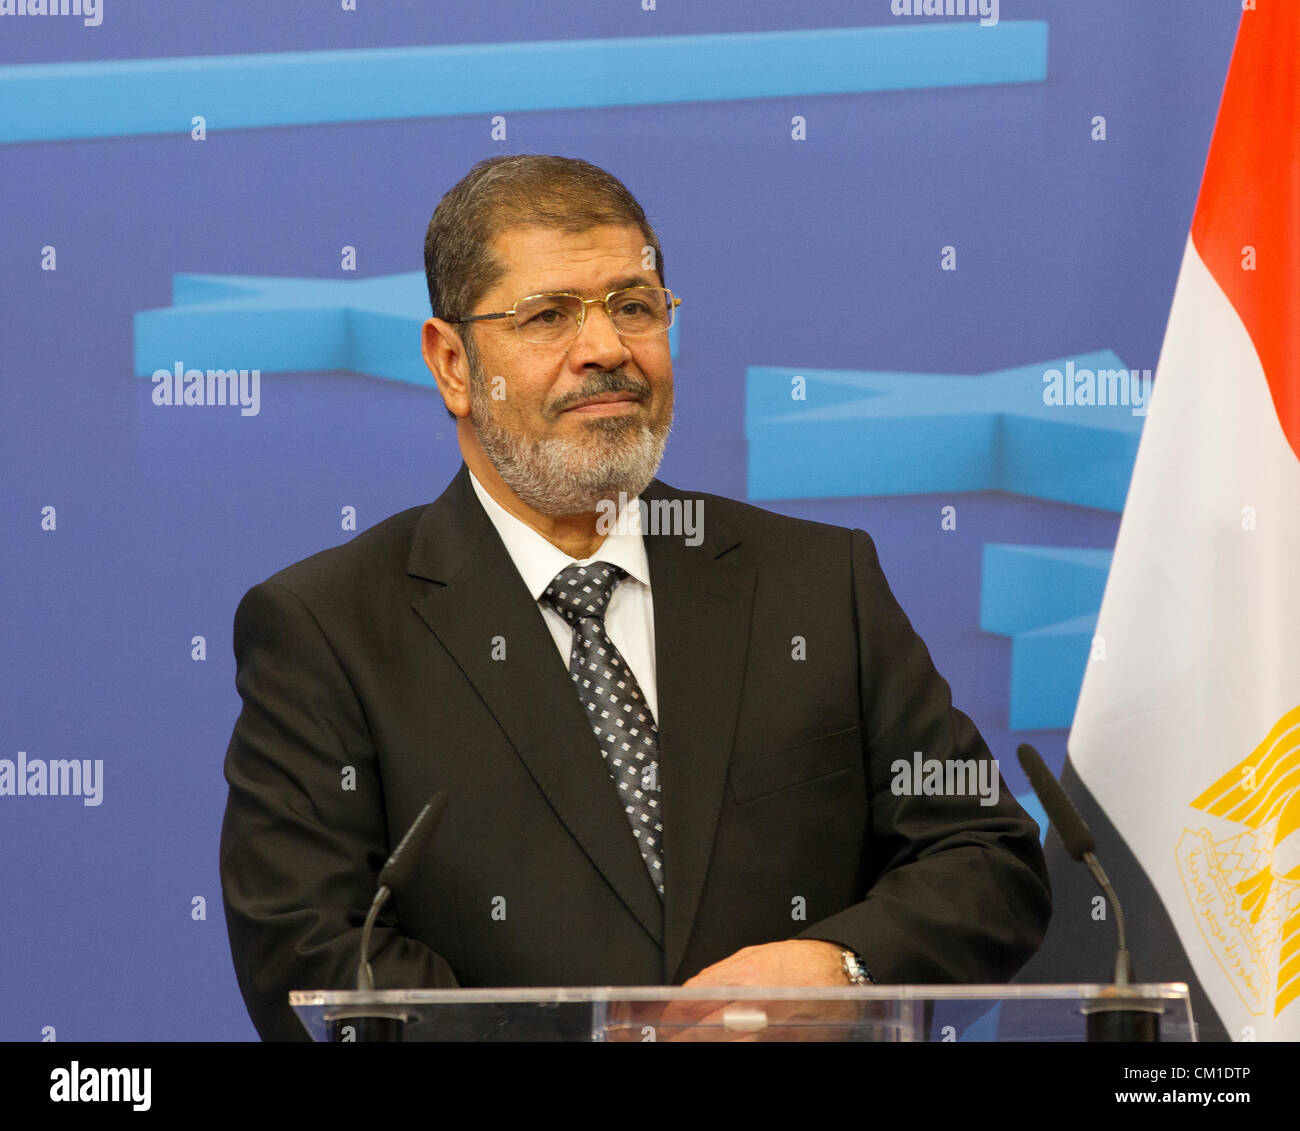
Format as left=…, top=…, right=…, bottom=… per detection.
left=447, top=286, right=681, bottom=345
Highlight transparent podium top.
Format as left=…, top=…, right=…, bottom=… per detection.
left=290, top=983, right=1195, bottom=1042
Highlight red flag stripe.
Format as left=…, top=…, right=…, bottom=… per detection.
left=1190, top=1, right=1300, bottom=461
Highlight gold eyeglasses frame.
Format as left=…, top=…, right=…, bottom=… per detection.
left=446, top=286, right=682, bottom=343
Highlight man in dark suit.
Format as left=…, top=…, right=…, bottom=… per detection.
left=220, top=155, right=1051, bottom=1041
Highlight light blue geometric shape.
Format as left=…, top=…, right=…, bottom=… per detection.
left=1, top=23, right=1048, bottom=144
left=134, top=272, right=434, bottom=386
left=1014, top=790, right=1050, bottom=846
left=980, top=545, right=1113, bottom=635
left=134, top=271, right=679, bottom=386
left=1006, top=613, right=1099, bottom=731
left=980, top=545, right=1113, bottom=730
left=746, top=352, right=1145, bottom=511
left=959, top=1001, right=1003, bottom=1042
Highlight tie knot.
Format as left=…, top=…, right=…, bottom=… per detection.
left=542, top=561, right=627, bottom=625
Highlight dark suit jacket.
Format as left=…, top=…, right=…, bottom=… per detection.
left=220, top=465, right=1051, bottom=1040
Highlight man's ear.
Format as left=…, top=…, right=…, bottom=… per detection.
left=422, top=318, right=472, bottom=418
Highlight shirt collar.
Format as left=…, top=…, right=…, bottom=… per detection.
left=468, top=468, right=651, bottom=600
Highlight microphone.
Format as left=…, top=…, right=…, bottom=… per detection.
left=357, top=790, right=449, bottom=991
left=1016, top=745, right=1157, bottom=1041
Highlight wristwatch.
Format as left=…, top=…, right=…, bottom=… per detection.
left=841, top=949, right=874, bottom=985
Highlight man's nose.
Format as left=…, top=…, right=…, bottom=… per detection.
left=569, top=302, right=631, bottom=368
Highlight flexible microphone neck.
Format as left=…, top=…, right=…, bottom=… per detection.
left=356, top=886, right=392, bottom=992
left=1082, top=851, right=1133, bottom=985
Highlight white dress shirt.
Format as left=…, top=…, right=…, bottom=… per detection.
left=468, top=469, right=659, bottom=724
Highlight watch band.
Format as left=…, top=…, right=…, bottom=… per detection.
left=841, top=948, right=874, bottom=985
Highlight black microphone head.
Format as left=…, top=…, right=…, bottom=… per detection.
left=1016, top=744, right=1096, bottom=861
left=377, top=791, right=449, bottom=891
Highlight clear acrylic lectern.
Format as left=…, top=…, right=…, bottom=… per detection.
left=290, top=983, right=1195, bottom=1042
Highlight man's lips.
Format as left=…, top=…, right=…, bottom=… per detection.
left=561, top=392, right=643, bottom=414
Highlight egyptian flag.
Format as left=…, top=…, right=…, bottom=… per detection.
left=1024, top=2, right=1300, bottom=1041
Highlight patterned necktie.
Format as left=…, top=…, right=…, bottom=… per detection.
left=541, top=562, right=664, bottom=897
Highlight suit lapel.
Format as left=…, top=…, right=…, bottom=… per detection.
left=640, top=481, right=756, bottom=982
left=407, top=467, right=665, bottom=946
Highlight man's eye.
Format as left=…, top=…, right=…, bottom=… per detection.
left=617, top=301, right=651, bottom=317
left=524, top=306, right=568, bottom=324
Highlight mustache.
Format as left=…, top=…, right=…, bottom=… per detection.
left=549, top=370, right=651, bottom=414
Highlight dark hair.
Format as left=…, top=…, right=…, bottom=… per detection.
left=424, top=154, right=665, bottom=324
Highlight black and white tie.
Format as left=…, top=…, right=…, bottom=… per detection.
left=542, top=562, right=664, bottom=897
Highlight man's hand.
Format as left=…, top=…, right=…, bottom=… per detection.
left=636, top=941, right=856, bottom=1041
left=682, top=939, right=847, bottom=987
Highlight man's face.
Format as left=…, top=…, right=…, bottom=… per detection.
left=461, top=223, right=674, bottom=516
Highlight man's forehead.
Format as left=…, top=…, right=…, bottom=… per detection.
left=488, top=223, right=653, bottom=295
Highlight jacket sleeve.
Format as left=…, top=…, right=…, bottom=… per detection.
left=219, top=580, right=458, bottom=1041
left=797, top=528, right=1052, bottom=983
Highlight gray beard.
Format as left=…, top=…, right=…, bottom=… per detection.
left=469, top=366, right=671, bottom=517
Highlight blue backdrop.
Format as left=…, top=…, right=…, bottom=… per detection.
left=0, top=0, right=1242, bottom=1040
